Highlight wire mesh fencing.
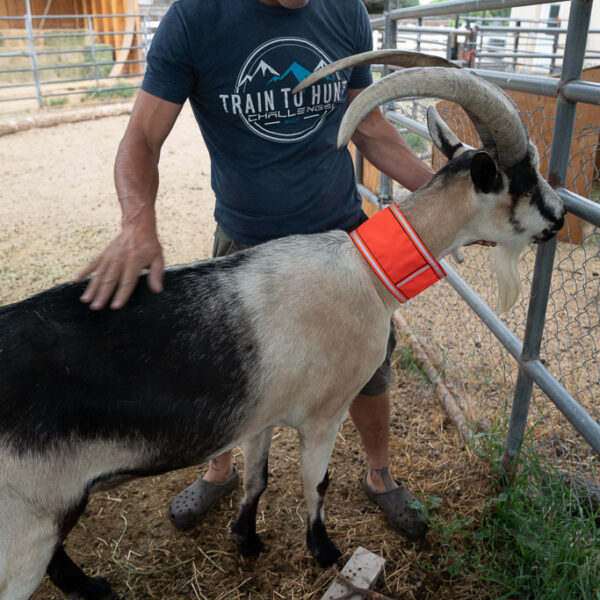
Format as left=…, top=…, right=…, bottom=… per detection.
left=392, top=97, right=600, bottom=487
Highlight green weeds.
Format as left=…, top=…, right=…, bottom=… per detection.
left=404, top=131, right=427, bottom=154
left=422, top=428, right=600, bottom=599
left=80, top=83, right=137, bottom=102
left=394, top=344, right=428, bottom=384
left=45, top=96, right=68, bottom=107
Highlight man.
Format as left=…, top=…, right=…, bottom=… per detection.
left=75, top=0, right=433, bottom=540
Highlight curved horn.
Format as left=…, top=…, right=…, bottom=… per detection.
left=337, top=67, right=528, bottom=167
left=292, top=49, right=457, bottom=95
left=292, top=50, right=526, bottom=164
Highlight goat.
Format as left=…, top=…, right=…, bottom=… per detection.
left=0, top=52, right=564, bottom=600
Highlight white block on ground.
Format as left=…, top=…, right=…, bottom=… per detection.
left=321, top=546, right=385, bottom=600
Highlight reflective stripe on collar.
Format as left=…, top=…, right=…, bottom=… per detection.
left=349, top=204, right=446, bottom=303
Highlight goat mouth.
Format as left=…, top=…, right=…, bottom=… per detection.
left=466, top=240, right=497, bottom=247
left=532, top=216, right=565, bottom=243
left=533, top=228, right=559, bottom=243
left=533, top=232, right=555, bottom=243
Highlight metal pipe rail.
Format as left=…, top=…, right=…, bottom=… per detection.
left=389, top=0, right=566, bottom=20
left=558, top=189, right=600, bottom=227
left=474, top=70, right=600, bottom=106
left=442, top=262, right=600, bottom=458
left=0, top=13, right=143, bottom=19
left=468, top=15, right=560, bottom=21
left=395, top=26, right=472, bottom=35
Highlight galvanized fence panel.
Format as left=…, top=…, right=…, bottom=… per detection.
left=370, top=5, right=600, bottom=74
left=366, top=0, right=600, bottom=490
left=0, top=1, right=169, bottom=113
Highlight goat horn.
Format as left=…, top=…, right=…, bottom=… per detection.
left=292, top=50, right=512, bottom=164
left=337, top=67, right=528, bottom=167
left=292, top=50, right=457, bottom=95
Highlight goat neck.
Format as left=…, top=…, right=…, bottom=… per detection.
left=396, top=183, right=470, bottom=260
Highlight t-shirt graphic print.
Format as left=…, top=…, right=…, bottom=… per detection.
left=225, top=37, right=347, bottom=143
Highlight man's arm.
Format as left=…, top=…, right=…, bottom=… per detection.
left=75, top=90, right=183, bottom=310
left=347, top=88, right=434, bottom=193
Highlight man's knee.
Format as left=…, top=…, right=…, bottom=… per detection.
left=359, top=321, right=397, bottom=396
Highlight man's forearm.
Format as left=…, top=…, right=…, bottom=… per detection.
left=351, top=111, right=434, bottom=193
left=114, top=132, right=160, bottom=230
left=353, top=128, right=433, bottom=192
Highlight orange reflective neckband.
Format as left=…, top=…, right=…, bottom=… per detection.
left=349, top=205, right=446, bottom=303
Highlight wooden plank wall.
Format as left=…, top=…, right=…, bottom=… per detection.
left=86, top=0, right=142, bottom=75
left=0, top=0, right=82, bottom=28
left=0, top=0, right=137, bottom=38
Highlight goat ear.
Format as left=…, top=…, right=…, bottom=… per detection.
left=426, top=105, right=465, bottom=160
left=470, top=151, right=499, bottom=193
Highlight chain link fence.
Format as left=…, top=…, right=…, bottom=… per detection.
left=368, top=0, right=600, bottom=495
left=398, top=100, right=599, bottom=483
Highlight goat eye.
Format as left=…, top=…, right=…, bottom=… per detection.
left=524, top=190, right=534, bottom=197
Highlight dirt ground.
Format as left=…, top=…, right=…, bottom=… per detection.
left=1, top=105, right=497, bottom=599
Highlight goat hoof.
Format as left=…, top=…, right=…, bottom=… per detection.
left=66, top=576, right=116, bottom=600
left=233, top=533, right=265, bottom=558
left=307, top=525, right=341, bottom=567
left=314, top=542, right=341, bottom=568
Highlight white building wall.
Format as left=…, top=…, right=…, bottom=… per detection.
left=510, top=2, right=600, bottom=73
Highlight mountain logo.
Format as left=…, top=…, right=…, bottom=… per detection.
left=231, top=37, right=346, bottom=143
left=238, top=60, right=281, bottom=91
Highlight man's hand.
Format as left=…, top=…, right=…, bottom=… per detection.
left=74, top=91, right=183, bottom=310
left=75, top=223, right=164, bottom=310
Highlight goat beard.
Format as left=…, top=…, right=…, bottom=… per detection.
left=491, top=244, right=526, bottom=313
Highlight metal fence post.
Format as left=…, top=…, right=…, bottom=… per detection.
left=502, top=0, right=594, bottom=472
left=141, top=13, right=150, bottom=59
left=354, top=146, right=363, bottom=187
left=512, top=19, right=520, bottom=72
left=466, top=22, right=478, bottom=68
left=379, top=0, right=398, bottom=207
left=550, top=18, right=559, bottom=76
left=87, top=15, right=100, bottom=95
left=24, top=0, right=43, bottom=109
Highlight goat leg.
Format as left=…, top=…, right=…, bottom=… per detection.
left=231, top=426, right=273, bottom=557
left=47, top=545, right=116, bottom=600
left=299, top=418, right=345, bottom=567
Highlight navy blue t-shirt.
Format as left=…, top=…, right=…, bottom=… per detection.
left=142, top=0, right=373, bottom=245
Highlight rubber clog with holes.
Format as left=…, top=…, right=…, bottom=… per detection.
left=362, top=473, right=429, bottom=540
left=168, top=466, right=239, bottom=530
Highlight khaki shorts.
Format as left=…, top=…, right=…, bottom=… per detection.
left=212, top=224, right=396, bottom=397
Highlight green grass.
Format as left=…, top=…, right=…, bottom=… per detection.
left=421, top=427, right=600, bottom=599
left=45, top=96, right=68, bottom=108
left=393, top=343, right=429, bottom=384
left=80, top=83, right=137, bottom=102
left=404, top=131, right=427, bottom=154
left=82, top=44, right=114, bottom=77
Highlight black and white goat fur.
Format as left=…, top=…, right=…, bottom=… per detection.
left=0, top=52, right=564, bottom=600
